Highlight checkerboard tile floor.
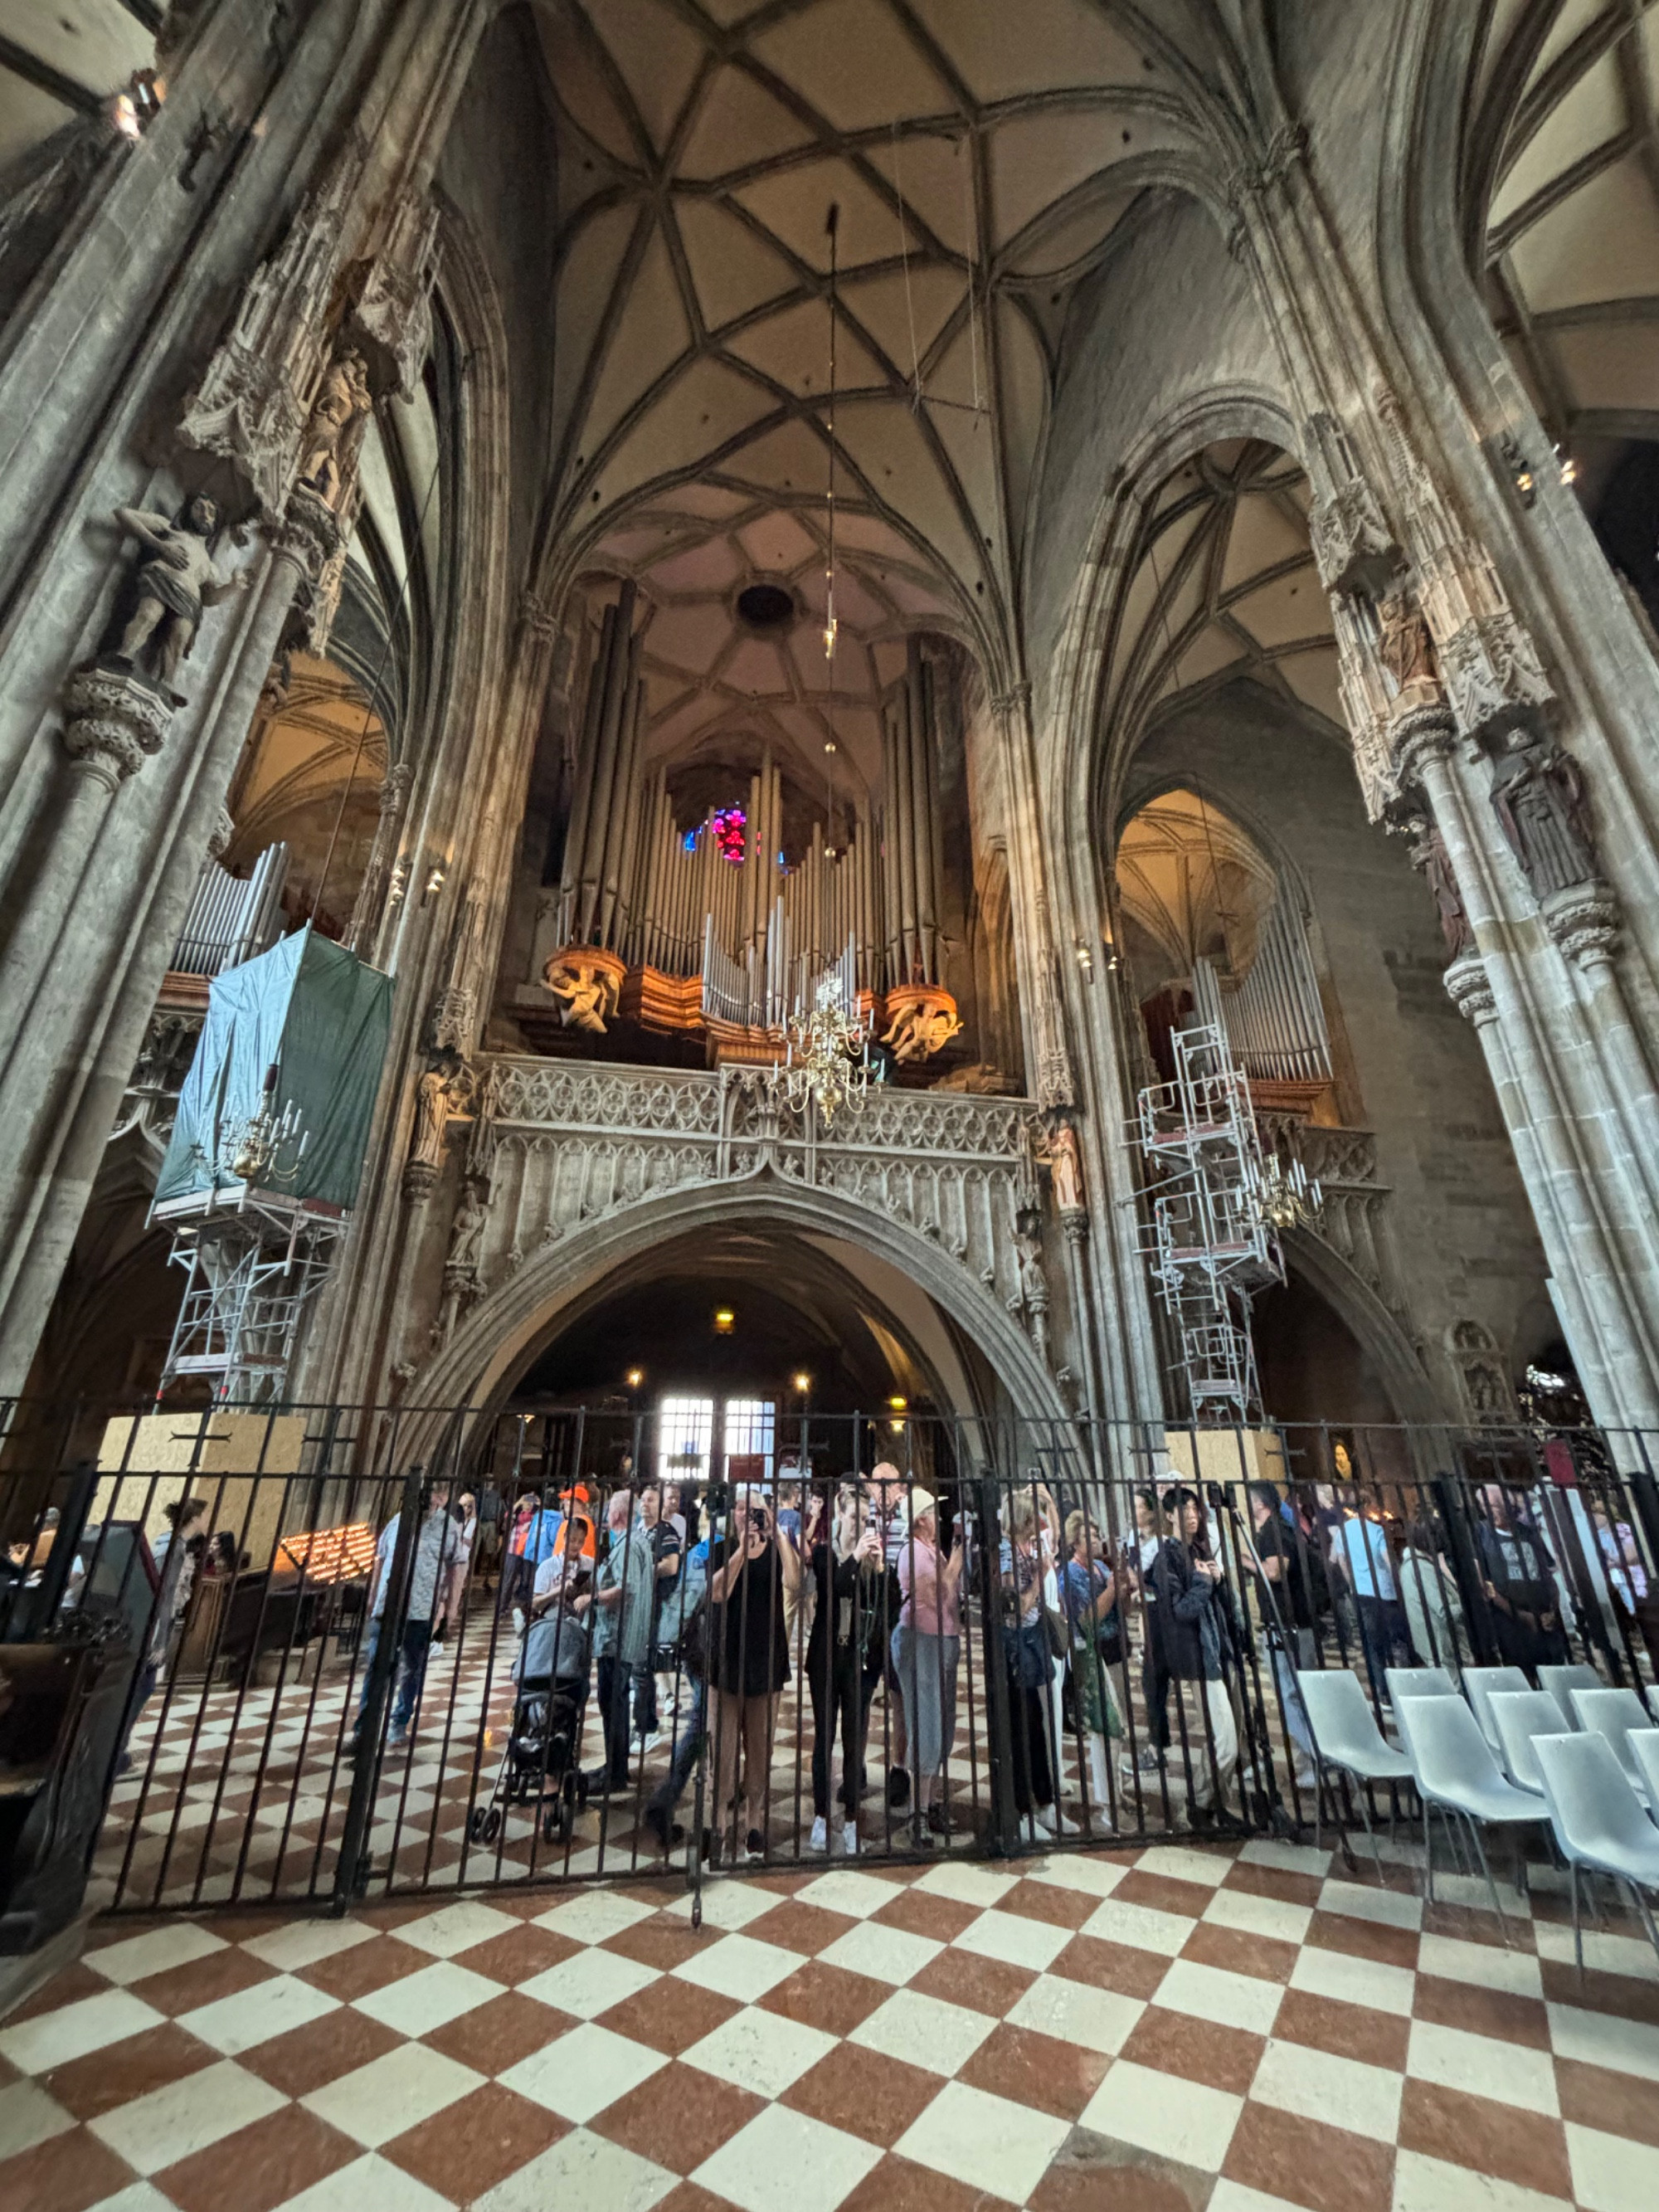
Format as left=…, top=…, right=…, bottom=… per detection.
left=8, top=1831, right=1659, bottom=2212
left=95, top=1623, right=1160, bottom=1912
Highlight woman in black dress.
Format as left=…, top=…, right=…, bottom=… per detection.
left=708, top=1486, right=799, bottom=1858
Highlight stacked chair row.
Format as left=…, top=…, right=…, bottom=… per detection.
left=1294, top=1661, right=1659, bottom=1966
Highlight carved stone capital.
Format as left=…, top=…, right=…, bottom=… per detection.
left=990, top=681, right=1031, bottom=723
left=1438, top=609, right=1554, bottom=739
left=519, top=589, right=559, bottom=642
left=1386, top=699, right=1457, bottom=788
left=401, top=1159, right=440, bottom=1205
left=1060, top=1208, right=1090, bottom=1247
left=207, top=805, right=235, bottom=860
left=1444, top=951, right=1496, bottom=1028
left=1310, top=476, right=1399, bottom=597
left=1540, top=878, right=1620, bottom=972
left=273, top=485, right=343, bottom=586
left=60, top=665, right=173, bottom=791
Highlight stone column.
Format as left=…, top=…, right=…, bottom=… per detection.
left=991, top=684, right=1074, bottom=1110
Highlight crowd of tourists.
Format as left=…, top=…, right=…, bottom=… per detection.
left=337, top=1451, right=1643, bottom=1861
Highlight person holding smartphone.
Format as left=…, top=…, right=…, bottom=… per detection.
left=707, top=1486, right=798, bottom=1859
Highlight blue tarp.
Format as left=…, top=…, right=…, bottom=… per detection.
left=154, top=929, right=393, bottom=1211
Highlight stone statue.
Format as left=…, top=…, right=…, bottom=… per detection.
left=1039, top=1121, right=1086, bottom=1212
left=1489, top=732, right=1597, bottom=899
left=1377, top=591, right=1440, bottom=712
left=1408, top=820, right=1475, bottom=962
left=448, top=1184, right=487, bottom=1274
left=880, top=989, right=964, bottom=1063
left=110, top=496, right=247, bottom=694
left=544, top=950, right=620, bottom=1035
left=297, top=348, right=372, bottom=511
left=410, top=1065, right=453, bottom=1170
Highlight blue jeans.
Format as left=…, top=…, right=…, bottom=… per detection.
left=1355, top=1596, right=1410, bottom=1707
left=355, top=1617, right=433, bottom=1735
left=1268, top=1629, right=1317, bottom=1771
left=648, top=1678, right=707, bottom=1818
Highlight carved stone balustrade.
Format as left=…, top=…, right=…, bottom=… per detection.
left=454, top=1058, right=1041, bottom=1309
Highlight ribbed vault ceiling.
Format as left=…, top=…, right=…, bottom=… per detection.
left=1470, top=0, right=1659, bottom=442
left=533, top=0, right=1242, bottom=685
left=1098, top=441, right=1340, bottom=764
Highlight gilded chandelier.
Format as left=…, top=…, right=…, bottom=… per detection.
left=775, top=974, right=872, bottom=1126
left=1252, top=1148, right=1324, bottom=1233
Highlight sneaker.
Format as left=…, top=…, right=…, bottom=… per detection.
left=808, top=1815, right=829, bottom=1853
left=745, top=1827, right=766, bottom=1861
left=886, top=1766, right=911, bottom=1810
left=386, top=1727, right=409, bottom=1752
left=512, top=1606, right=526, bottom=1637
left=635, top=1730, right=664, bottom=1755
left=643, top=1803, right=672, bottom=1855
left=840, top=1821, right=860, bottom=1855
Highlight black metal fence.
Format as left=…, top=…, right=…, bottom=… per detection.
left=1, top=1401, right=1655, bottom=1918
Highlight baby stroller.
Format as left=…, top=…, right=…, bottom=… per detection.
left=467, top=1601, right=590, bottom=1846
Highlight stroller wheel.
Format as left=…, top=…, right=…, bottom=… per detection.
left=466, top=1808, right=484, bottom=1842
left=482, top=1807, right=502, bottom=1844
left=542, top=1805, right=563, bottom=1843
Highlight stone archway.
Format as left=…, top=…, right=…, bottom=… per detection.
left=406, top=1167, right=1070, bottom=1456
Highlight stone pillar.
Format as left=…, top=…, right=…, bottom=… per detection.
left=991, top=684, right=1073, bottom=1110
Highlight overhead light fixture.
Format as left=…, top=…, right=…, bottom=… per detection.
left=793, top=1372, right=811, bottom=1393
left=625, top=1367, right=644, bottom=1389
left=1557, top=447, right=1578, bottom=487
left=713, top=1308, right=735, bottom=1335
left=888, top=1394, right=907, bottom=1411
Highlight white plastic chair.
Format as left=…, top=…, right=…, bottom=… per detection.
left=1396, top=1691, right=1543, bottom=1937
left=1385, top=1664, right=1458, bottom=1706
left=1487, top=1690, right=1566, bottom=1795
left=1571, top=1687, right=1656, bottom=1805
left=1297, top=1667, right=1415, bottom=1874
left=1533, top=1730, right=1659, bottom=1970
left=1627, top=1730, right=1659, bottom=1817
left=1537, top=1662, right=1603, bottom=1729
left=1463, top=1665, right=1532, bottom=1752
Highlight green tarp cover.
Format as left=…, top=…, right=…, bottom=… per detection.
left=155, top=929, right=393, bottom=1212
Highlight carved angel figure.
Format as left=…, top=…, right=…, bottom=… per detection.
left=111, top=495, right=247, bottom=692
left=881, top=990, right=964, bottom=1063
left=297, top=348, right=372, bottom=510
left=1489, top=733, right=1597, bottom=900
left=544, top=952, right=620, bottom=1034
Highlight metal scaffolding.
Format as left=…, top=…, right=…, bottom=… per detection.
left=1132, top=1022, right=1284, bottom=1424
left=153, top=1186, right=348, bottom=1405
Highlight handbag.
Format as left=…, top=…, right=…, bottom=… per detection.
left=679, top=1594, right=709, bottom=1680
left=1010, top=1615, right=1050, bottom=1691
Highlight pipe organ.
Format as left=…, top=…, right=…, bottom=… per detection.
left=545, top=605, right=964, bottom=1061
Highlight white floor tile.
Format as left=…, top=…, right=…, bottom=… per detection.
left=1204, top=1887, right=1313, bottom=1946
left=1288, top=1942, right=1417, bottom=2017
left=1318, top=1878, right=1422, bottom=1931
left=681, top=2005, right=839, bottom=2098
left=1239, top=1838, right=1331, bottom=1878
left=0, top=1988, right=163, bottom=2073
left=0, top=2078, right=74, bottom=2160
left=391, top=1898, right=521, bottom=1957
left=265, top=2153, right=456, bottom=2211
left=1212, top=2185, right=1324, bottom=2212
left=299, top=2041, right=483, bottom=2147
left=1005, top=1974, right=1145, bottom=2056
left=1024, top=1854, right=1129, bottom=1899
left=241, top=1918, right=375, bottom=1973
left=178, top=1971, right=340, bottom=2054
left=851, top=1987, right=998, bottom=2074
left=80, top=2185, right=178, bottom=2212
left=1079, top=2058, right=1243, bottom=2172
left=90, top=2058, right=288, bottom=2174
left=951, top=1907, right=1073, bottom=1974
left=662, top=1881, right=781, bottom=1932
left=1408, top=2018, right=1560, bottom=2113
left=353, top=1960, right=500, bottom=2038
left=1565, top=2121, right=1659, bottom=2212
left=85, top=1923, right=227, bottom=1986
left=696, top=2102, right=884, bottom=2212
left=1137, top=1844, right=1232, bottom=1888
left=1251, top=2035, right=1404, bottom=2142
left=1079, top=1897, right=1195, bottom=1956
left=1418, top=1933, right=1543, bottom=1998
left=470, top=2127, right=675, bottom=2212
left=518, top=1946, right=661, bottom=2020
left=1155, top=1956, right=1284, bottom=2036
left=795, top=1869, right=908, bottom=1920
left=500, top=2022, right=666, bottom=2123
left=818, top=1918, right=942, bottom=1986
left=670, top=1934, right=802, bottom=2003
left=896, top=2078, right=1070, bottom=2205
left=1533, top=1922, right=1659, bottom=1981
left=1547, top=2001, right=1659, bottom=2083
left=533, top=1890, right=659, bottom=1946
left=912, top=1861, right=1020, bottom=1912
left=1391, top=2147, right=1571, bottom=2212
